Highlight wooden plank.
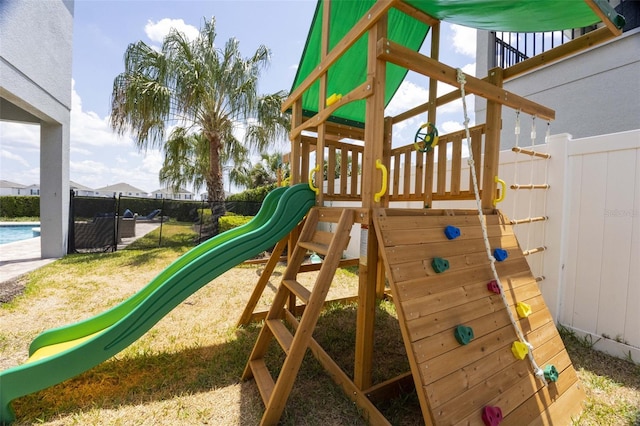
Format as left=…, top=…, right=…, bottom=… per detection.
left=394, top=257, right=531, bottom=301
left=327, top=145, right=336, bottom=195
left=266, top=319, right=294, bottom=353
left=481, top=68, right=503, bottom=209
left=340, top=146, right=348, bottom=195
left=249, top=359, right=275, bottom=405
left=415, top=149, right=424, bottom=196
left=451, top=135, right=462, bottom=195
left=384, top=234, right=518, bottom=265
left=376, top=211, right=502, bottom=231
left=377, top=39, right=555, bottom=120
left=381, top=223, right=514, bottom=249
left=282, top=279, right=311, bottom=304
left=436, top=139, right=447, bottom=196
left=393, top=0, right=439, bottom=26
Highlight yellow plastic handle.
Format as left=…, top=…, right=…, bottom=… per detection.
left=494, top=176, right=506, bottom=205
left=309, top=165, right=320, bottom=195
left=374, top=159, right=388, bottom=202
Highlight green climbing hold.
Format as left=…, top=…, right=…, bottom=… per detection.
left=454, top=325, right=474, bottom=345
left=432, top=257, right=450, bottom=273
left=544, top=364, right=559, bottom=382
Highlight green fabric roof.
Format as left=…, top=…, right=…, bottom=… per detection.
left=291, top=0, right=625, bottom=128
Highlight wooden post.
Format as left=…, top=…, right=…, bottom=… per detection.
left=355, top=13, right=387, bottom=391
left=424, top=22, right=439, bottom=208
left=481, top=67, right=504, bottom=210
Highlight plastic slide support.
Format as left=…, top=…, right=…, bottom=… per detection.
left=444, top=225, right=461, bottom=240
left=516, top=302, right=532, bottom=318
left=493, top=248, right=508, bottom=262
left=482, top=406, right=503, bottom=426
left=511, top=341, right=529, bottom=360
left=431, top=257, right=449, bottom=273
left=454, top=325, right=474, bottom=345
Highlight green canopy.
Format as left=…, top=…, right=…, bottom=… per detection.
left=291, top=0, right=625, bottom=128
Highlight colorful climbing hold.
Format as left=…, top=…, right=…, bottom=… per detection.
left=454, top=325, right=475, bottom=345
left=487, top=280, right=501, bottom=294
left=494, top=248, right=508, bottom=261
left=516, top=302, right=532, bottom=318
left=511, top=341, right=529, bottom=360
left=431, top=257, right=450, bottom=273
left=482, top=405, right=503, bottom=426
left=444, top=225, right=461, bottom=240
left=544, top=364, right=559, bottom=382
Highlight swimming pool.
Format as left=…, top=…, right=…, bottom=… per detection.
left=0, top=224, right=41, bottom=245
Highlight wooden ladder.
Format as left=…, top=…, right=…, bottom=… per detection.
left=242, top=207, right=355, bottom=425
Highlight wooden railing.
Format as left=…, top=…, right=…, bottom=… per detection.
left=292, top=124, right=487, bottom=204
left=388, top=124, right=486, bottom=203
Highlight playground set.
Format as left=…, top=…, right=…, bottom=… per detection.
left=0, top=0, right=626, bottom=425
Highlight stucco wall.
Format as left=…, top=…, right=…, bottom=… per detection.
left=0, top=0, right=74, bottom=121
left=0, top=0, right=74, bottom=258
left=475, top=28, right=640, bottom=149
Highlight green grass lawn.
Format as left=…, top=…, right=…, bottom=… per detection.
left=0, top=222, right=638, bottom=425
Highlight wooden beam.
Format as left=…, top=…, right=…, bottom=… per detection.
left=502, top=26, right=618, bottom=81
left=393, top=0, right=439, bottom=27
left=378, top=38, right=556, bottom=120
left=282, top=0, right=397, bottom=113
left=481, top=68, right=503, bottom=210
left=584, top=0, right=623, bottom=36
left=289, top=79, right=373, bottom=140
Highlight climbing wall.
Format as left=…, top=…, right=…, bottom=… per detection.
left=373, top=208, right=584, bottom=426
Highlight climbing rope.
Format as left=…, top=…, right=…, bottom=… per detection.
left=456, top=68, right=547, bottom=385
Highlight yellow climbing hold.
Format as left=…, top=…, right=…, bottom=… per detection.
left=512, top=341, right=529, bottom=360
left=326, top=93, right=342, bottom=106
left=516, top=302, right=532, bottom=318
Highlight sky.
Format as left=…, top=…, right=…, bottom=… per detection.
left=0, top=0, right=476, bottom=197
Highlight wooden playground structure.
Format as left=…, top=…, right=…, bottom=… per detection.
left=238, top=1, right=625, bottom=424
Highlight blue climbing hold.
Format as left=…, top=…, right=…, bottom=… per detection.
left=444, top=225, right=461, bottom=240
left=494, top=248, right=508, bottom=262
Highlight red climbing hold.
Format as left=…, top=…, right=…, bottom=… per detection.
left=482, top=405, right=503, bottom=426
left=487, top=280, right=500, bottom=294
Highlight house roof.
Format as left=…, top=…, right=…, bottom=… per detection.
left=151, top=187, right=194, bottom=195
left=70, top=180, right=94, bottom=191
left=0, top=180, right=26, bottom=189
left=96, top=182, right=148, bottom=194
left=291, top=0, right=625, bottom=127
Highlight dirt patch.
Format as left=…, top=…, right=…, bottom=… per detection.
left=0, top=277, right=26, bottom=304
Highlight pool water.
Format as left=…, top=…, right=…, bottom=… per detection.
left=0, top=224, right=41, bottom=245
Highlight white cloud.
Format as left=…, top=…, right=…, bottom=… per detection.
left=0, top=122, right=39, bottom=150
left=451, top=24, right=477, bottom=58
left=0, top=149, right=30, bottom=167
left=385, top=80, right=429, bottom=117
left=144, top=18, right=200, bottom=44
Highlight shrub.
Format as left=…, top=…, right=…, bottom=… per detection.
left=219, top=214, right=253, bottom=233
left=0, top=196, right=40, bottom=217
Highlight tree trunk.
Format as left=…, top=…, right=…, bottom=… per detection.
left=206, top=131, right=226, bottom=236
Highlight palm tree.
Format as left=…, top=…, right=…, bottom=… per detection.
left=110, top=17, right=289, bottom=211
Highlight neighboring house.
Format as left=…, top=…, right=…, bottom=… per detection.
left=0, top=180, right=28, bottom=195
left=25, top=184, right=40, bottom=195
left=151, top=187, right=195, bottom=200
left=95, top=183, right=148, bottom=198
left=475, top=0, right=640, bottom=148
left=70, top=180, right=96, bottom=197
left=0, top=0, right=74, bottom=257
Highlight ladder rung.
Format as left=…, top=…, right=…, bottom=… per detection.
left=283, top=279, right=311, bottom=304
left=297, top=240, right=329, bottom=256
left=266, top=319, right=294, bottom=353
left=523, top=246, right=546, bottom=256
left=510, top=216, right=548, bottom=225
left=249, top=359, right=274, bottom=404
left=512, top=146, right=551, bottom=159
left=510, top=184, right=550, bottom=190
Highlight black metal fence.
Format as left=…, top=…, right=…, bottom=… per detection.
left=493, top=0, right=639, bottom=69
left=67, top=190, right=264, bottom=254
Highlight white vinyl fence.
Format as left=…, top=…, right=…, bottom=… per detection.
left=328, top=129, right=640, bottom=362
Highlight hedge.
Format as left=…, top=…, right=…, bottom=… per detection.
left=0, top=196, right=40, bottom=217
left=219, top=214, right=253, bottom=233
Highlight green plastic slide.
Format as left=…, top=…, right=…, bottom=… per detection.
left=0, top=183, right=315, bottom=424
